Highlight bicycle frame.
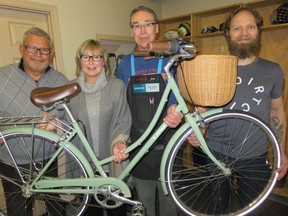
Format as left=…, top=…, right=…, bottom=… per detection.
left=0, top=43, right=231, bottom=199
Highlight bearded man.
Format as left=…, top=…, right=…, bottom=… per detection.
left=187, top=7, right=287, bottom=215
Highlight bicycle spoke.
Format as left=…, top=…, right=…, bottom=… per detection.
left=166, top=111, right=280, bottom=216
left=0, top=131, right=90, bottom=216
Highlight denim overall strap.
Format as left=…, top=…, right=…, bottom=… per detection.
left=130, top=54, right=163, bottom=75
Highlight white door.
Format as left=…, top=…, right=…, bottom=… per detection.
left=0, top=3, right=61, bottom=215
left=0, top=7, right=49, bottom=66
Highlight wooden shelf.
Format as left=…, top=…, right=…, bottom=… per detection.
left=262, top=23, right=288, bottom=31
left=157, top=14, right=191, bottom=41
left=158, top=0, right=287, bottom=41
left=192, top=22, right=288, bottom=38
left=193, top=31, right=225, bottom=39
left=159, top=14, right=191, bottom=24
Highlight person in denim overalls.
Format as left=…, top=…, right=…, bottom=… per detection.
left=117, top=5, right=183, bottom=216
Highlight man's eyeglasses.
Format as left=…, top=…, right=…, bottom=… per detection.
left=131, top=22, right=157, bottom=31
left=24, top=45, right=51, bottom=55
left=80, top=55, right=103, bottom=62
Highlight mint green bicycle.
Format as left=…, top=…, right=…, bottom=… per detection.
left=0, top=40, right=281, bottom=216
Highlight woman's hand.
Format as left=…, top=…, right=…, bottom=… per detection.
left=112, top=141, right=129, bottom=163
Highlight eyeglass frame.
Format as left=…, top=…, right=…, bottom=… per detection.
left=130, top=22, right=158, bottom=31
left=23, top=45, right=52, bottom=55
left=80, top=55, right=103, bottom=62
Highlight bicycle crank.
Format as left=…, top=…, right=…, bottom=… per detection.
left=94, top=184, right=145, bottom=214
left=94, top=184, right=124, bottom=209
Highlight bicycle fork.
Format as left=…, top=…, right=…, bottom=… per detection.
left=186, top=110, right=231, bottom=176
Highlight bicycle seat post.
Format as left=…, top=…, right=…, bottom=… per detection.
left=61, top=102, right=77, bottom=123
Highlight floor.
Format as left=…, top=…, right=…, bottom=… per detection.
left=174, top=191, right=288, bottom=216
left=258, top=173, right=288, bottom=216
left=255, top=193, right=288, bottom=216
left=1, top=178, right=287, bottom=216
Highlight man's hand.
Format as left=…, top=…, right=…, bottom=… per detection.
left=112, top=142, right=129, bottom=163
left=277, top=152, right=288, bottom=180
left=38, top=112, right=56, bottom=131
left=163, top=105, right=183, bottom=128
left=186, top=134, right=201, bottom=147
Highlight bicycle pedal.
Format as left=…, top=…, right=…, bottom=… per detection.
left=132, top=205, right=145, bottom=216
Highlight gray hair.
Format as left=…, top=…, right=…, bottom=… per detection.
left=130, top=5, right=158, bottom=24
left=22, top=27, right=53, bottom=48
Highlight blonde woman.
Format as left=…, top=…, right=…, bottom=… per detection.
left=69, top=39, right=131, bottom=215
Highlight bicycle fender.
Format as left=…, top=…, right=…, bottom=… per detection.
left=160, top=122, right=191, bottom=195
left=160, top=108, right=223, bottom=194
left=1, top=127, right=132, bottom=198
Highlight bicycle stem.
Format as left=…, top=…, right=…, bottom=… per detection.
left=188, top=111, right=231, bottom=176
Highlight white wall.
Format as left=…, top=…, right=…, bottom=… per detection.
left=24, top=0, right=253, bottom=79
left=25, top=0, right=163, bottom=79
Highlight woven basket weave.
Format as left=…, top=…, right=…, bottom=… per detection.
left=177, top=55, right=238, bottom=106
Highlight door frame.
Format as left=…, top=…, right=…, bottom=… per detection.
left=95, top=33, right=135, bottom=52
left=0, top=0, right=64, bottom=72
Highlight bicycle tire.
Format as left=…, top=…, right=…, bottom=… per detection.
left=0, top=129, right=91, bottom=216
left=165, top=110, right=280, bottom=216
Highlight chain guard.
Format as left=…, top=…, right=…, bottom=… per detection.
left=94, top=184, right=124, bottom=209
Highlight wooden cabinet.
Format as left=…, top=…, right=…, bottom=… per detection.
left=157, top=14, right=191, bottom=41
left=158, top=0, right=287, bottom=54
left=158, top=0, right=288, bottom=197
left=191, top=0, right=288, bottom=55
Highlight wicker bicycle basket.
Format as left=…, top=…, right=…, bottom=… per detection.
left=177, top=55, right=238, bottom=106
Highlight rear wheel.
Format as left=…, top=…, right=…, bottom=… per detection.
left=0, top=130, right=91, bottom=216
left=165, top=110, right=280, bottom=216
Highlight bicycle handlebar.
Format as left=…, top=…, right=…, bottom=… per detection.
left=133, top=39, right=197, bottom=57
left=147, top=40, right=180, bottom=54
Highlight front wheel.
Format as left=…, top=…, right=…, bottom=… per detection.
left=0, top=129, right=91, bottom=216
left=165, top=110, right=280, bottom=216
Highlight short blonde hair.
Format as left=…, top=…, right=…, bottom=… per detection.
left=75, top=39, right=111, bottom=77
